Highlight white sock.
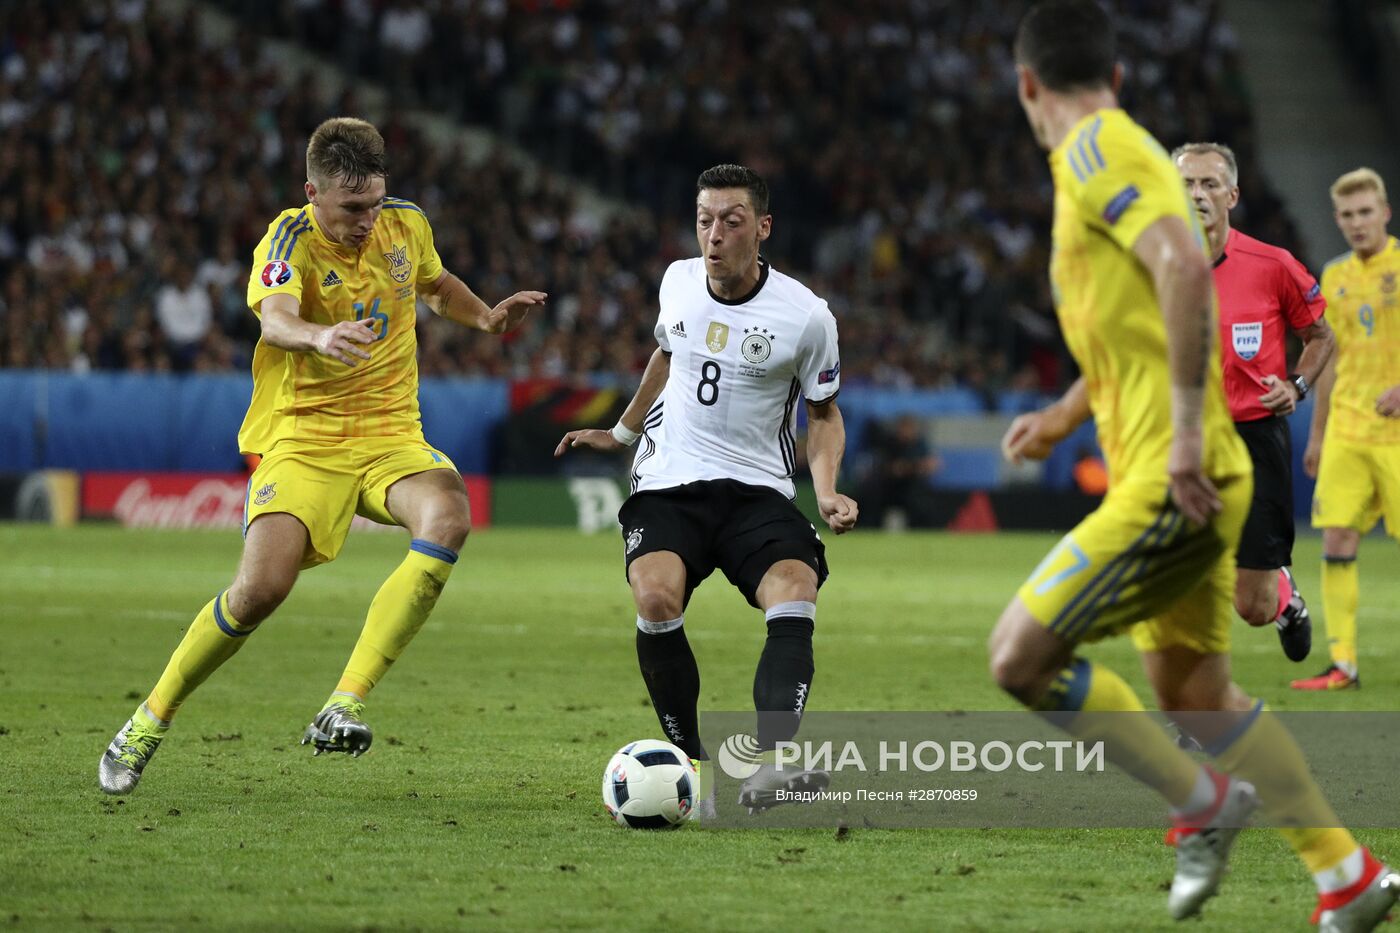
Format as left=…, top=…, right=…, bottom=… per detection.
left=636, top=614, right=684, bottom=634
left=1170, top=766, right=1217, bottom=816
left=136, top=703, right=171, bottom=730
left=1315, top=847, right=1366, bottom=894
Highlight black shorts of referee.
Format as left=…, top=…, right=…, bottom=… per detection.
left=1234, top=414, right=1295, bottom=571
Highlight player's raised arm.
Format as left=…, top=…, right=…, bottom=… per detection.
left=1000, top=377, right=1090, bottom=463
left=554, top=346, right=672, bottom=456
left=806, top=399, right=858, bottom=533
left=259, top=292, right=375, bottom=365
left=1133, top=215, right=1222, bottom=524
left=420, top=269, right=546, bottom=335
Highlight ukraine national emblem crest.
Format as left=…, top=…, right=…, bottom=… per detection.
left=384, top=243, right=412, bottom=284
left=254, top=482, right=277, bottom=506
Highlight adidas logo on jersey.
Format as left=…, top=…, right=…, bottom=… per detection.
left=669, top=321, right=687, bottom=338
left=321, top=270, right=343, bottom=288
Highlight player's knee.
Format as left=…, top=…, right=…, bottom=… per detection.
left=436, top=511, right=471, bottom=551
left=418, top=499, right=471, bottom=551
left=758, top=561, right=819, bottom=605
left=229, top=573, right=295, bottom=625
left=987, top=614, right=1052, bottom=705
left=634, top=585, right=684, bottom=624
left=1321, top=528, right=1360, bottom=558
left=770, top=577, right=818, bottom=606
left=988, top=647, right=1045, bottom=706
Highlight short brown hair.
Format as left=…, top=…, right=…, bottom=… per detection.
left=306, top=117, right=386, bottom=193
left=1172, top=142, right=1238, bottom=187
left=696, top=164, right=770, bottom=216
left=1331, top=167, right=1388, bottom=204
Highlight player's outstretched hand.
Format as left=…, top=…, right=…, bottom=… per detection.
left=483, top=290, right=547, bottom=335
left=1167, top=431, right=1222, bottom=526
left=554, top=428, right=624, bottom=458
left=1258, top=374, right=1297, bottom=416
left=818, top=493, right=859, bottom=534
left=1376, top=384, right=1400, bottom=418
left=1001, top=411, right=1057, bottom=463
left=314, top=319, right=375, bottom=365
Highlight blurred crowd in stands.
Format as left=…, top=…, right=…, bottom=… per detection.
left=2, top=0, right=1306, bottom=397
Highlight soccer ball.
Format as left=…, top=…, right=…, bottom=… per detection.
left=601, top=739, right=698, bottom=829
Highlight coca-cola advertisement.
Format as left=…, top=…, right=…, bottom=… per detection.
left=81, top=473, right=493, bottom=528
left=83, top=473, right=248, bottom=528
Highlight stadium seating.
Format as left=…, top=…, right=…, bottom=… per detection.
left=2, top=0, right=1303, bottom=394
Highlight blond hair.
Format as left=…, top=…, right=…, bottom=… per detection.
left=1172, top=142, right=1238, bottom=187
left=1330, top=167, right=1387, bottom=204
left=306, top=117, right=386, bottom=193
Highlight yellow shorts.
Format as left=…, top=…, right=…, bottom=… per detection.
left=1311, top=438, right=1400, bottom=537
left=1017, top=474, right=1251, bottom=656
left=244, top=436, right=459, bottom=568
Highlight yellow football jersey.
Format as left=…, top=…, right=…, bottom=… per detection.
left=239, top=198, right=444, bottom=454
left=1048, top=109, right=1249, bottom=485
left=1319, top=236, right=1400, bottom=445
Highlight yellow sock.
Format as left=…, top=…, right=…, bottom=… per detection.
left=1209, top=701, right=1358, bottom=874
left=1037, top=657, right=1199, bottom=807
left=147, top=591, right=257, bottom=721
left=334, top=540, right=456, bottom=699
left=1321, top=556, right=1359, bottom=670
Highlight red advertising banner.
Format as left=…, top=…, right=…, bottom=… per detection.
left=82, top=473, right=492, bottom=529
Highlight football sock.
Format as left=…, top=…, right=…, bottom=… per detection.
left=1207, top=700, right=1358, bottom=876
left=1321, top=556, right=1358, bottom=672
left=635, top=615, right=707, bottom=760
left=146, top=590, right=258, bottom=722
left=1170, top=765, right=1220, bottom=816
left=334, top=540, right=456, bottom=699
left=753, top=602, right=816, bottom=751
left=131, top=702, right=170, bottom=735
left=322, top=690, right=362, bottom=711
left=1035, top=657, right=1199, bottom=807
left=1275, top=568, right=1292, bottom=621
left=1315, top=846, right=1367, bottom=894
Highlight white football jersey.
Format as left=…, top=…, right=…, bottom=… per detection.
left=631, top=257, right=841, bottom=498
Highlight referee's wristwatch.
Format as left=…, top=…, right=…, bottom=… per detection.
left=1288, top=373, right=1310, bottom=401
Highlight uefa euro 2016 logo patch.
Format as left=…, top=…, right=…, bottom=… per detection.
left=384, top=243, right=412, bottom=284
left=253, top=482, right=277, bottom=506
left=260, top=261, right=293, bottom=287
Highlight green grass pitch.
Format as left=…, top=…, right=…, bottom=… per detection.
left=1, top=524, right=1396, bottom=930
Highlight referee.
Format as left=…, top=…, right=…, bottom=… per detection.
left=1175, top=142, right=1335, bottom=661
